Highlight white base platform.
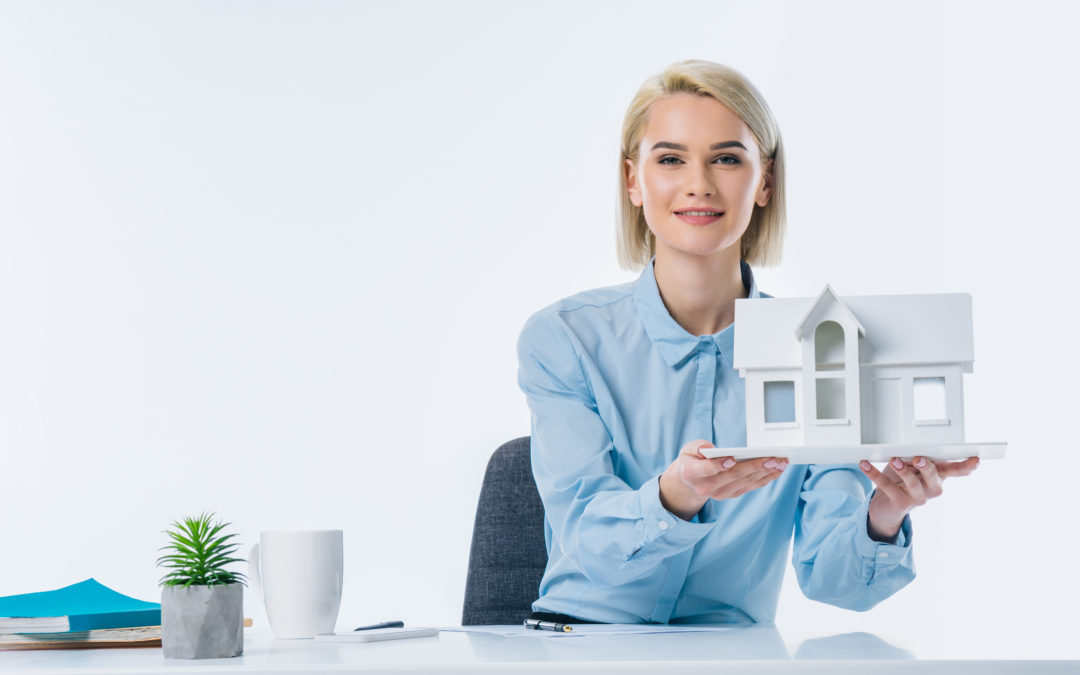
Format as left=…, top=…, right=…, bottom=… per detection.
left=698, top=442, right=1007, bottom=464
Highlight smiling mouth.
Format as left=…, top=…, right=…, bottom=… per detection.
left=675, top=210, right=724, bottom=224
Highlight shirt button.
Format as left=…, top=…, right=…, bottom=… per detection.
left=877, top=551, right=889, bottom=559
left=658, top=521, right=669, bottom=531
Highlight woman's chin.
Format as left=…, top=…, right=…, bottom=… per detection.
left=656, top=238, right=742, bottom=260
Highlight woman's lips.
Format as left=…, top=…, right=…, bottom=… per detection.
left=675, top=212, right=723, bottom=225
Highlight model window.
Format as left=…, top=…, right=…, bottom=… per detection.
left=814, top=320, right=845, bottom=371
left=816, top=378, right=846, bottom=419
left=764, top=381, right=796, bottom=424
left=913, top=376, right=947, bottom=421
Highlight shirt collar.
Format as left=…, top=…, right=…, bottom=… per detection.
left=632, top=257, right=761, bottom=368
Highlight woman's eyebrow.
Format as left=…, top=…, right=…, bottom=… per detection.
left=650, top=141, right=747, bottom=152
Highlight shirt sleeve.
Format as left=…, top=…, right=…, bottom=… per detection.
left=517, top=312, right=714, bottom=588
left=792, top=464, right=916, bottom=611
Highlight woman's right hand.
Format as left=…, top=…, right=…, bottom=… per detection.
left=658, top=439, right=788, bottom=521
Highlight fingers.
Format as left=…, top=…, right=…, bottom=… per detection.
left=888, top=457, right=928, bottom=506
left=710, top=473, right=783, bottom=500
left=912, top=456, right=943, bottom=498
left=762, top=458, right=789, bottom=471
left=859, top=460, right=906, bottom=503
left=681, top=455, right=734, bottom=484
left=727, top=467, right=786, bottom=498
left=662, top=447, right=790, bottom=518
left=703, top=459, right=788, bottom=500
left=682, top=456, right=788, bottom=500
left=934, top=456, right=980, bottom=478
left=685, top=454, right=783, bottom=478
left=679, top=439, right=715, bottom=458
left=862, top=454, right=979, bottom=510
left=724, top=457, right=787, bottom=480
left=675, top=441, right=724, bottom=485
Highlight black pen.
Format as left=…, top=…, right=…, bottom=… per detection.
left=354, top=621, right=405, bottom=631
left=523, top=618, right=572, bottom=633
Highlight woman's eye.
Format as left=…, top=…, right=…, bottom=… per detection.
left=657, top=155, right=741, bottom=166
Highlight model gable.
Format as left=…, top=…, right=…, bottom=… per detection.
left=794, top=284, right=867, bottom=340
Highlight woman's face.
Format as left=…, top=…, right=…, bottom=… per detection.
left=625, top=94, right=772, bottom=262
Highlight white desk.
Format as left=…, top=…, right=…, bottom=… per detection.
left=3, top=627, right=1076, bottom=674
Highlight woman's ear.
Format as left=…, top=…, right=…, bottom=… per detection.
left=625, top=158, right=642, bottom=207
left=755, top=159, right=774, bottom=208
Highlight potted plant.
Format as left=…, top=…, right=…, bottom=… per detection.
left=157, top=512, right=246, bottom=659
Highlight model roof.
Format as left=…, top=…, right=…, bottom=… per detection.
left=733, top=291, right=975, bottom=373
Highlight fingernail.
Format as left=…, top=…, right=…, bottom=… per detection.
left=859, top=460, right=871, bottom=471
left=775, top=460, right=788, bottom=470
left=763, top=459, right=777, bottom=470
left=722, top=458, right=736, bottom=469
left=891, top=458, right=904, bottom=470
left=914, top=457, right=927, bottom=468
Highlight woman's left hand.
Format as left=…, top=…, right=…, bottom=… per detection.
left=859, top=456, right=980, bottom=541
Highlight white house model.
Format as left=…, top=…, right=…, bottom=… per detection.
left=702, top=285, right=1006, bottom=464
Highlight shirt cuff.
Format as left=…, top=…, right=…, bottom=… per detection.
left=853, top=489, right=913, bottom=566
left=635, top=474, right=715, bottom=551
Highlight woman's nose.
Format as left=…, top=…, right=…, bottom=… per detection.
left=685, top=163, right=716, bottom=197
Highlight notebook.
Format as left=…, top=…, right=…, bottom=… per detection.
left=0, top=579, right=160, bottom=634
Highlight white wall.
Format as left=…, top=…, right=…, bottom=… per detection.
left=1, top=0, right=1076, bottom=659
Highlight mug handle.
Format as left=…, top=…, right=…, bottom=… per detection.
left=248, top=543, right=263, bottom=602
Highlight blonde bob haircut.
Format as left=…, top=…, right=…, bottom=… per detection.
left=616, top=60, right=786, bottom=270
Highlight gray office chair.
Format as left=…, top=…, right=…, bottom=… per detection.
left=461, top=436, right=548, bottom=625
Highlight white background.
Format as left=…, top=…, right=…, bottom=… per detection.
left=1, top=0, right=1077, bottom=659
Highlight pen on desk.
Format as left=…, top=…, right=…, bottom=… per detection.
left=354, top=621, right=405, bottom=631
left=523, top=618, right=572, bottom=633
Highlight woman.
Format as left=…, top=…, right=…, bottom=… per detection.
left=516, top=60, right=978, bottom=625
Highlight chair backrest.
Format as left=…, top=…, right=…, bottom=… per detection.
left=461, top=436, right=548, bottom=625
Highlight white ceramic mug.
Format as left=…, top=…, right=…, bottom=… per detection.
left=248, top=530, right=343, bottom=639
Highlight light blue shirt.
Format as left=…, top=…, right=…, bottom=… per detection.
left=517, top=259, right=915, bottom=624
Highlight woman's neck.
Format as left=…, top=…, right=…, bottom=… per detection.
left=652, top=245, right=747, bottom=337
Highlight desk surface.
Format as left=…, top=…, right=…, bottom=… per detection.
left=3, top=627, right=1077, bottom=674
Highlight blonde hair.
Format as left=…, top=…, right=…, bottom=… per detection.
left=616, top=60, right=786, bottom=270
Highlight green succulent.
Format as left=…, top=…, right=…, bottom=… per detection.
left=157, top=512, right=247, bottom=588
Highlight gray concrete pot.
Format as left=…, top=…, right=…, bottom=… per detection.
left=161, top=583, right=243, bottom=659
